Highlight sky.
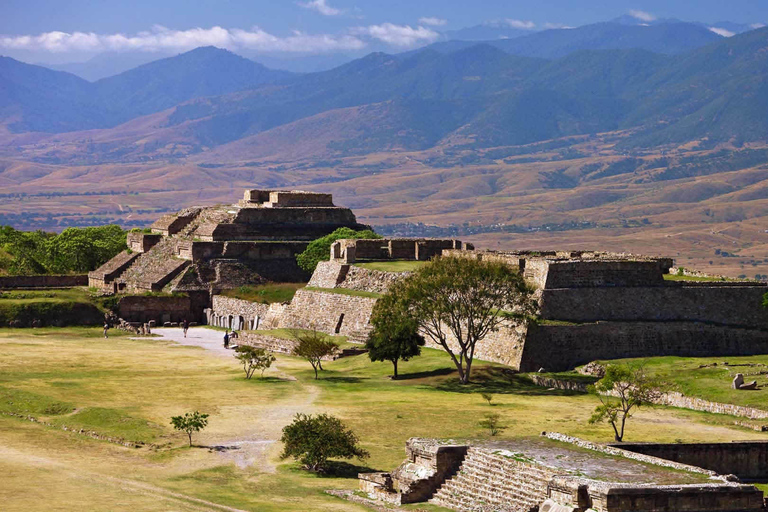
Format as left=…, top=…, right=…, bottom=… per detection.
left=2, top=0, right=768, bottom=66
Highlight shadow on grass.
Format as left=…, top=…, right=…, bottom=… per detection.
left=318, top=376, right=367, bottom=384
left=435, top=366, right=586, bottom=397
left=247, top=376, right=293, bottom=384
left=394, top=367, right=455, bottom=380
left=315, top=461, right=383, bottom=479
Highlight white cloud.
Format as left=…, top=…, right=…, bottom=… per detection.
left=0, top=25, right=366, bottom=54
left=708, top=27, right=735, bottom=37
left=751, top=23, right=766, bottom=29
left=352, top=23, right=439, bottom=47
left=628, top=10, right=656, bottom=22
left=298, top=0, right=342, bottom=16
left=543, top=22, right=574, bottom=30
left=504, top=19, right=536, bottom=30
left=418, top=17, right=447, bottom=27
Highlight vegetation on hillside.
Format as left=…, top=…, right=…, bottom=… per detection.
left=296, top=227, right=380, bottom=273
left=0, top=225, right=126, bottom=275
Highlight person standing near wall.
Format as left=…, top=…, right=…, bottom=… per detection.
left=103, top=322, right=109, bottom=339
left=182, top=318, right=189, bottom=338
left=224, top=330, right=230, bottom=349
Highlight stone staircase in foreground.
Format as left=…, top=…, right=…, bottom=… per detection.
left=431, top=448, right=555, bottom=512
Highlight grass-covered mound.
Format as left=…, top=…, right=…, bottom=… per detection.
left=0, top=288, right=109, bottom=327
left=221, top=283, right=305, bottom=304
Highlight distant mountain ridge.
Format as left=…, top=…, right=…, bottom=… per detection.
left=1, top=47, right=294, bottom=132
left=3, top=24, right=768, bottom=160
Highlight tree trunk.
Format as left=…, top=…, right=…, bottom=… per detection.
left=188, top=432, right=192, bottom=447
left=392, top=359, right=398, bottom=379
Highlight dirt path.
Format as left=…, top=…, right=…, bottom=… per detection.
left=151, top=327, right=319, bottom=471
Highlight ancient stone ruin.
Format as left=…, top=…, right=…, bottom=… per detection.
left=356, top=435, right=766, bottom=512
left=88, top=189, right=368, bottom=323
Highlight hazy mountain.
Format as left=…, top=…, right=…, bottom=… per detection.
left=0, top=47, right=295, bottom=133
left=0, top=57, right=107, bottom=132
left=47, top=52, right=175, bottom=82
left=93, top=47, right=295, bottom=124
left=490, top=21, right=723, bottom=58
left=443, top=21, right=538, bottom=42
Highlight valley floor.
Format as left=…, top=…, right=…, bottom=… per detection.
left=1, top=327, right=766, bottom=511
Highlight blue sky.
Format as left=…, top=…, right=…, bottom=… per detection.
left=2, top=0, right=768, bottom=64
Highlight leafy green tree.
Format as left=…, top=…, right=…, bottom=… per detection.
left=290, top=329, right=338, bottom=379
left=296, top=227, right=380, bottom=273
left=589, top=363, right=667, bottom=442
left=280, top=413, right=369, bottom=472
left=170, top=411, right=209, bottom=447
left=234, top=346, right=276, bottom=379
left=386, top=256, right=537, bottom=384
left=0, top=224, right=127, bottom=275
left=366, top=286, right=424, bottom=378
left=481, top=392, right=494, bottom=406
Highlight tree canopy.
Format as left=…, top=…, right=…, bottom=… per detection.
left=170, top=411, right=209, bottom=447
left=280, top=413, right=369, bottom=472
left=234, top=346, right=276, bottom=379
left=0, top=225, right=127, bottom=275
left=366, top=285, right=425, bottom=378
left=385, top=256, right=536, bottom=383
left=295, top=227, right=380, bottom=273
left=290, top=329, right=338, bottom=379
left=589, top=363, right=667, bottom=442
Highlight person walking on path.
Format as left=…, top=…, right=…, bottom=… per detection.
left=182, top=318, right=189, bottom=338
left=223, top=330, right=230, bottom=349
left=103, top=322, right=109, bottom=339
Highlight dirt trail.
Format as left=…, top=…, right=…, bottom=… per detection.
left=151, top=327, right=320, bottom=471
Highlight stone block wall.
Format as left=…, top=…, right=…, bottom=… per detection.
left=278, top=289, right=377, bottom=336
left=537, top=260, right=665, bottom=288
left=519, top=322, right=768, bottom=372
left=208, top=295, right=271, bottom=330
left=610, top=441, right=768, bottom=481
left=127, top=232, right=162, bottom=253
left=423, top=320, right=528, bottom=369
left=332, top=238, right=467, bottom=264
left=540, top=285, right=768, bottom=329
left=0, top=274, right=88, bottom=289
left=307, top=261, right=348, bottom=289
left=118, top=295, right=197, bottom=324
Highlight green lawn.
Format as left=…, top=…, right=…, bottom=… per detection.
left=594, top=354, right=768, bottom=410
left=0, top=327, right=764, bottom=511
left=221, top=283, right=306, bottom=304
left=663, top=274, right=735, bottom=282
left=354, top=261, right=427, bottom=272
left=304, top=286, right=382, bottom=298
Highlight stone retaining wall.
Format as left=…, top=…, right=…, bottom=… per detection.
left=118, top=295, right=197, bottom=324
left=540, top=286, right=768, bottom=329
left=612, top=441, right=768, bottom=480
left=208, top=295, right=271, bottom=330
left=520, top=321, right=768, bottom=372
left=0, top=275, right=88, bottom=289
left=278, top=289, right=377, bottom=336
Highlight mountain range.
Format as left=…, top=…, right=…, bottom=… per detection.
left=4, top=19, right=768, bottom=278
left=4, top=22, right=768, bottom=161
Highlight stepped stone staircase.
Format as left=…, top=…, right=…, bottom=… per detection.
left=431, top=448, right=556, bottom=512
left=117, top=237, right=189, bottom=292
